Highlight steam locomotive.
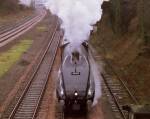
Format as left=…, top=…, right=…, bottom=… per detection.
left=56, top=40, right=95, bottom=112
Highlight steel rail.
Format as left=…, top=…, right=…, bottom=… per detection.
left=8, top=22, right=59, bottom=119
left=32, top=34, right=60, bottom=119
left=89, top=46, right=139, bottom=119
left=0, top=15, right=41, bottom=39
left=0, top=15, right=43, bottom=43
left=0, top=14, right=37, bottom=35
left=0, top=10, right=46, bottom=47
left=101, top=45, right=139, bottom=104
left=101, top=73, right=127, bottom=119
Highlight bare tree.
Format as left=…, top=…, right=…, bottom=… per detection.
left=110, top=0, right=121, bottom=35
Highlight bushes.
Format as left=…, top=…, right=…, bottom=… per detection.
left=106, top=0, right=150, bottom=44
left=138, top=0, right=150, bottom=44
left=0, top=0, right=21, bottom=13
left=109, top=0, right=121, bottom=35
left=109, top=0, right=139, bottom=35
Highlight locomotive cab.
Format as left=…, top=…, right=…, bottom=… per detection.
left=57, top=42, right=95, bottom=111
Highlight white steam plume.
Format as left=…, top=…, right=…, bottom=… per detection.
left=19, top=0, right=32, bottom=6
left=45, top=0, right=105, bottom=45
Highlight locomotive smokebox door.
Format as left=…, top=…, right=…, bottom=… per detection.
left=122, top=104, right=150, bottom=119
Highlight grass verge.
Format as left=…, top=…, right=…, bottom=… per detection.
left=36, top=26, right=47, bottom=32
left=0, top=39, right=32, bottom=78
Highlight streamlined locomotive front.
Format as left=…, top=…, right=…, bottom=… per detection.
left=57, top=43, right=95, bottom=111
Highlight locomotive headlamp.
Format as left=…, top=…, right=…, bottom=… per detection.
left=74, top=92, right=78, bottom=96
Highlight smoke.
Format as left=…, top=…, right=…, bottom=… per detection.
left=88, top=50, right=103, bottom=106
left=19, top=0, right=32, bottom=6
left=19, top=0, right=109, bottom=45
left=45, top=0, right=106, bottom=45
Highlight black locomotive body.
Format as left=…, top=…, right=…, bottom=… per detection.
left=56, top=41, right=95, bottom=111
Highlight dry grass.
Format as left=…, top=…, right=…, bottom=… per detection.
left=0, top=39, right=32, bottom=78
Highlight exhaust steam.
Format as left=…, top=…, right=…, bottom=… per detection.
left=45, top=0, right=105, bottom=45
left=19, top=0, right=32, bottom=6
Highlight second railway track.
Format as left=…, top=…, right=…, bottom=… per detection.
left=90, top=46, right=139, bottom=119
left=0, top=14, right=37, bottom=35
left=98, top=55, right=139, bottom=118
left=8, top=22, right=61, bottom=119
left=0, top=9, right=46, bottom=48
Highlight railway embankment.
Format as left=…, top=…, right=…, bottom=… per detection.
left=91, top=0, right=150, bottom=105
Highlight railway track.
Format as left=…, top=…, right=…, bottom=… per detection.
left=8, top=22, right=60, bottom=119
left=89, top=46, right=139, bottom=119
left=64, top=112, right=87, bottom=119
left=65, top=117, right=86, bottom=119
left=61, top=110, right=86, bottom=119
left=0, top=9, right=46, bottom=48
left=94, top=51, right=139, bottom=118
left=56, top=100, right=87, bottom=119
left=0, top=14, right=37, bottom=34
